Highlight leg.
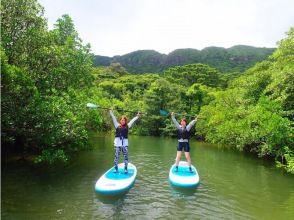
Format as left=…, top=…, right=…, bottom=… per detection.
left=176, top=142, right=184, bottom=166
left=175, top=151, right=182, bottom=166
left=122, top=146, right=129, bottom=173
left=174, top=151, right=182, bottom=172
left=184, top=142, right=192, bottom=172
left=114, top=146, right=121, bottom=172
left=184, top=152, right=192, bottom=167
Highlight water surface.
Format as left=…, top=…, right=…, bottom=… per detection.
left=2, top=135, right=294, bottom=219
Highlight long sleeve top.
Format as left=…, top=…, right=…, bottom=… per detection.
left=110, top=110, right=139, bottom=147
left=172, top=115, right=197, bottom=142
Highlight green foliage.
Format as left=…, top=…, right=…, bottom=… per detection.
left=34, top=149, right=68, bottom=164
left=265, top=66, right=294, bottom=120
left=185, top=84, right=217, bottom=113
left=94, top=46, right=275, bottom=73
left=1, top=51, right=36, bottom=149
left=110, top=50, right=165, bottom=73
left=272, top=27, right=294, bottom=64
left=90, top=27, right=294, bottom=174
left=231, top=61, right=272, bottom=102
left=143, top=78, right=182, bottom=136
left=165, top=49, right=201, bottom=67
left=2, top=0, right=293, bottom=174
left=108, top=62, right=128, bottom=76
left=276, top=147, right=294, bottom=174
left=53, top=14, right=80, bottom=46
left=265, top=28, right=294, bottom=120
left=197, top=27, right=294, bottom=173
left=1, top=0, right=47, bottom=66
left=163, top=63, right=221, bottom=87
left=1, top=0, right=100, bottom=163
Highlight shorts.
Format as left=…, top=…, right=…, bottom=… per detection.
left=177, top=142, right=190, bottom=152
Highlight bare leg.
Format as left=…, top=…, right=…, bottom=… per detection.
left=175, top=151, right=182, bottom=166
left=184, top=152, right=192, bottom=167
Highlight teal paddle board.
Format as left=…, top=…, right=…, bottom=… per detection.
left=169, top=161, right=200, bottom=188
left=95, top=163, right=137, bottom=195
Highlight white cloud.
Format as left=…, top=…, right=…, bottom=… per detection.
left=39, top=0, right=294, bottom=56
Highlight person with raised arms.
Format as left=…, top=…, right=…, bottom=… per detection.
left=109, top=110, right=141, bottom=174
left=171, top=112, right=197, bottom=172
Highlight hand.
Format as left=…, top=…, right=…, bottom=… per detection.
left=137, top=112, right=142, bottom=117
left=195, top=115, right=198, bottom=121
left=171, top=112, right=175, bottom=116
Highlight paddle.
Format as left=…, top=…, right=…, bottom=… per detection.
left=160, top=109, right=197, bottom=118
left=86, top=103, right=107, bottom=109
left=86, top=103, right=144, bottom=114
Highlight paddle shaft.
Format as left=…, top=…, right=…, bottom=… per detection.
left=161, top=109, right=195, bottom=118
left=88, top=104, right=144, bottom=115
left=160, top=109, right=205, bottom=119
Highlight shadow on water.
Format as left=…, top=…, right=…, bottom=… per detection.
left=95, top=192, right=127, bottom=204
left=93, top=191, right=129, bottom=219
left=169, top=183, right=199, bottom=197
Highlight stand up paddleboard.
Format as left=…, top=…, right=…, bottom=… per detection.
left=169, top=161, right=200, bottom=188
left=95, top=163, right=137, bottom=195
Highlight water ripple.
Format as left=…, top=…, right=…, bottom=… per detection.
left=2, top=136, right=294, bottom=219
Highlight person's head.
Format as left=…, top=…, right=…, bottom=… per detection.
left=180, top=118, right=187, bottom=127
left=120, top=116, right=128, bottom=127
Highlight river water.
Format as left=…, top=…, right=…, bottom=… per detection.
left=2, top=135, right=294, bottom=219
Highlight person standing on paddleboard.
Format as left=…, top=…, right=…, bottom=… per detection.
left=171, top=112, right=197, bottom=172
left=109, top=110, right=141, bottom=174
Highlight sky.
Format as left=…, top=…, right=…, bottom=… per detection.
left=39, top=0, right=294, bottom=57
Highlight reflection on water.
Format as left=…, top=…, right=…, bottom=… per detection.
left=170, top=184, right=198, bottom=197
left=2, top=135, right=294, bottom=219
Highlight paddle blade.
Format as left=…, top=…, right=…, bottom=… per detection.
left=160, top=109, right=169, bottom=116
left=86, top=103, right=98, bottom=108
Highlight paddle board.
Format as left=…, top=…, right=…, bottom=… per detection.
left=169, top=161, right=199, bottom=188
left=95, top=163, right=137, bottom=195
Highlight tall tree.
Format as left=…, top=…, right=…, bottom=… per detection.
left=1, top=0, right=47, bottom=66
left=163, top=63, right=221, bottom=87
left=1, top=0, right=98, bottom=163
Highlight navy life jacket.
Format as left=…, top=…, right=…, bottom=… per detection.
left=115, top=126, right=128, bottom=139
left=178, top=127, right=190, bottom=140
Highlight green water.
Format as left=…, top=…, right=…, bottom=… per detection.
left=2, top=135, right=294, bottom=219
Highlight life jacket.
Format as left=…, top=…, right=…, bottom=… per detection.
left=178, top=127, right=190, bottom=140
left=115, top=125, right=128, bottom=139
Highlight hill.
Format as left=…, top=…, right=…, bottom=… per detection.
left=93, top=45, right=275, bottom=73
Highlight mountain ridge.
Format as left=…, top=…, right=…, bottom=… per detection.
left=94, top=45, right=275, bottom=73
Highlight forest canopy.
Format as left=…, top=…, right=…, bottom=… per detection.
left=1, top=0, right=293, bottom=173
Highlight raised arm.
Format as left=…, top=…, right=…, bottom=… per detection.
left=109, top=110, right=119, bottom=128
left=171, top=114, right=181, bottom=129
left=128, top=114, right=140, bottom=128
left=186, top=118, right=197, bottom=131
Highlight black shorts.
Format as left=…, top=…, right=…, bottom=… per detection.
left=177, top=142, right=190, bottom=152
